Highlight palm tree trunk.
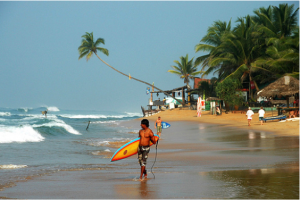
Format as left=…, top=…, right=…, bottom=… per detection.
left=95, top=53, right=183, bottom=105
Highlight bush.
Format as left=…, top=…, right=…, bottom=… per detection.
left=215, top=78, right=244, bottom=107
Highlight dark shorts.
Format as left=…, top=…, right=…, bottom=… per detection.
left=259, top=117, right=264, bottom=121
left=138, top=146, right=150, bottom=166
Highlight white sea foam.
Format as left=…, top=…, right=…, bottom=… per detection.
left=33, top=118, right=81, bottom=135
left=59, top=112, right=141, bottom=119
left=91, top=120, right=118, bottom=124
left=125, top=112, right=143, bottom=117
left=59, top=114, right=107, bottom=119
left=85, top=137, right=130, bottom=147
left=18, top=107, right=32, bottom=112
left=0, top=112, right=11, bottom=116
left=0, top=164, right=28, bottom=169
left=47, top=106, right=60, bottom=112
left=0, top=125, right=45, bottom=143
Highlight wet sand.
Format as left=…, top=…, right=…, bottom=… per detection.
left=0, top=119, right=299, bottom=199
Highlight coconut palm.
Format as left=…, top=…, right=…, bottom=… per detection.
left=168, top=54, right=203, bottom=105
left=168, top=54, right=203, bottom=89
left=252, top=4, right=299, bottom=79
left=78, top=32, right=182, bottom=104
left=194, top=20, right=233, bottom=79
left=255, top=28, right=299, bottom=78
left=209, top=17, right=263, bottom=84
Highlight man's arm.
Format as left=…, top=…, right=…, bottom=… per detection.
left=149, top=130, right=157, bottom=144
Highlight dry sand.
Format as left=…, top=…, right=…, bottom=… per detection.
left=143, top=108, right=299, bottom=137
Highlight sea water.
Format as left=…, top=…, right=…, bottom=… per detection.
left=0, top=106, right=142, bottom=189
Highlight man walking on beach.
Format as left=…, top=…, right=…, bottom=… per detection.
left=155, top=116, right=162, bottom=137
left=258, top=107, right=265, bottom=125
left=246, top=107, right=254, bottom=126
left=138, top=119, right=157, bottom=180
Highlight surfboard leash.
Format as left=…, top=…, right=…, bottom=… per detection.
left=150, top=139, right=159, bottom=179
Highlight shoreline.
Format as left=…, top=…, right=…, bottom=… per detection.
left=0, top=119, right=298, bottom=199
left=140, top=108, right=299, bottom=137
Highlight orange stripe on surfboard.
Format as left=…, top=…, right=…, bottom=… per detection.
left=110, top=135, right=159, bottom=162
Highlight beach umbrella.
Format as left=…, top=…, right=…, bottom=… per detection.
left=197, top=97, right=202, bottom=117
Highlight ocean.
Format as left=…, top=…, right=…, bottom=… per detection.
left=0, top=106, right=142, bottom=190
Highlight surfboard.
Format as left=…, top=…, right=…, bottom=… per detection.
left=161, top=121, right=171, bottom=129
left=110, top=134, right=159, bottom=162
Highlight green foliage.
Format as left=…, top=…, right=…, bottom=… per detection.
left=168, top=54, right=204, bottom=89
left=215, top=78, right=244, bottom=106
left=78, top=32, right=109, bottom=61
left=195, top=3, right=299, bottom=94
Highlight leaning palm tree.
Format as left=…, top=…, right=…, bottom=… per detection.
left=168, top=54, right=203, bottom=105
left=78, top=32, right=182, bottom=104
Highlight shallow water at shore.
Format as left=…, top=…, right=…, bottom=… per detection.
left=0, top=119, right=298, bottom=199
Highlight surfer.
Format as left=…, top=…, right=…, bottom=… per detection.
left=138, top=119, right=157, bottom=180
left=154, top=116, right=162, bottom=137
left=41, top=109, right=48, bottom=118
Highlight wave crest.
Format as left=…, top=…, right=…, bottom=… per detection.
left=0, top=112, right=11, bottom=116
left=0, top=164, right=28, bottom=169
left=47, top=107, right=60, bottom=112
left=0, top=125, right=45, bottom=143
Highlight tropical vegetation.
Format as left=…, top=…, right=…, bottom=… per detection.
left=167, top=54, right=203, bottom=105
left=195, top=3, right=299, bottom=99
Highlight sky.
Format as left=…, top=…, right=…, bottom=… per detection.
left=0, top=0, right=298, bottom=113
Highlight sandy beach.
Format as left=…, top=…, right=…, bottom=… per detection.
left=0, top=109, right=299, bottom=199
left=144, top=108, right=299, bottom=137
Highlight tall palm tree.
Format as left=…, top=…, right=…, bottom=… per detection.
left=255, top=28, right=299, bottom=78
left=194, top=20, right=232, bottom=80
left=168, top=54, right=203, bottom=89
left=206, top=16, right=272, bottom=98
left=168, top=54, right=203, bottom=105
left=252, top=4, right=299, bottom=79
left=78, top=32, right=182, bottom=104
left=253, top=4, right=298, bottom=40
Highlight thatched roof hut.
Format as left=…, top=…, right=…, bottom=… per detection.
left=257, top=76, right=299, bottom=97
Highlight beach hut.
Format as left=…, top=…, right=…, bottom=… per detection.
left=257, top=76, right=299, bottom=115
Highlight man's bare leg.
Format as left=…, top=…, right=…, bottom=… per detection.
left=140, top=166, right=145, bottom=180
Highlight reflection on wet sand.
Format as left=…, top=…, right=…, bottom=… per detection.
left=201, top=162, right=299, bottom=199
left=113, top=179, right=158, bottom=199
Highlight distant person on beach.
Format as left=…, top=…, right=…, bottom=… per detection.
left=246, top=107, right=254, bottom=126
left=41, top=110, right=48, bottom=118
left=155, top=116, right=162, bottom=137
left=258, top=107, right=265, bottom=125
left=138, top=119, right=157, bottom=180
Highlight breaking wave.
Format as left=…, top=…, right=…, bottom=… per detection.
left=0, top=112, right=11, bottom=116
left=0, top=125, right=45, bottom=143
left=0, top=164, right=28, bottom=169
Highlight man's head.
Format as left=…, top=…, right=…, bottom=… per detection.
left=248, top=107, right=251, bottom=110
left=261, top=106, right=263, bottom=109
left=158, top=116, right=161, bottom=120
left=141, top=119, right=149, bottom=128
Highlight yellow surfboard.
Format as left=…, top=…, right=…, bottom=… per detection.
left=110, top=134, right=159, bottom=162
